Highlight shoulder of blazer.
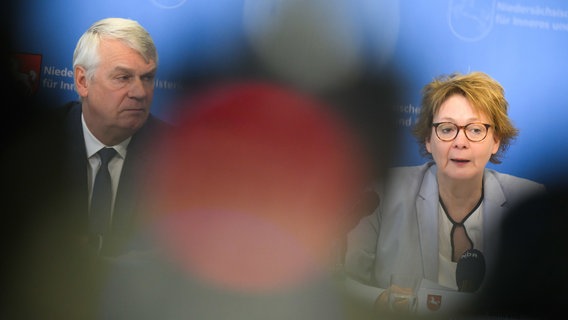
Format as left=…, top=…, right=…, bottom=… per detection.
left=378, top=162, right=437, bottom=204
left=59, top=101, right=81, bottom=119
left=383, top=162, right=435, bottom=191
left=56, top=101, right=82, bottom=133
left=484, top=168, right=546, bottom=207
left=143, top=114, right=172, bottom=133
left=127, top=114, right=172, bottom=150
left=57, top=101, right=86, bottom=153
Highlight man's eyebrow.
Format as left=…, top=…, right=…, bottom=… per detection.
left=112, top=66, right=134, bottom=74
left=142, top=68, right=157, bottom=77
left=112, top=66, right=157, bottom=76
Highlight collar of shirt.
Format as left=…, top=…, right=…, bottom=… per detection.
left=81, top=113, right=131, bottom=159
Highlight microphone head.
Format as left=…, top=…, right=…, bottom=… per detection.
left=456, top=248, right=485, bottom=292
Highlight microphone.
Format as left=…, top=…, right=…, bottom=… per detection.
left=456, top=248, right=485, bottom=292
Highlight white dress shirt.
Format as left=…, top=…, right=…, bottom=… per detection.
left=82, top=114, right=130, bottom=224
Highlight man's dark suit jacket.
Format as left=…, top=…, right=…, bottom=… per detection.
left=61, top=101, right=170, bottom=256
left=2, top=99, right=169, bottom=318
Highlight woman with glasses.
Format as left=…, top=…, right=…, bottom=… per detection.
left=343, top=71, right=546, bottom=317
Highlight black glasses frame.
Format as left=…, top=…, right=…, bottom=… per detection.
left=432, top=122, right=492, bottom=142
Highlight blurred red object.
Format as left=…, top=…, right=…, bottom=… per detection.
left=143, top=81, right=371, bottom=291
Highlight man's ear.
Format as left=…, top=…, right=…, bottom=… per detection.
left=74, top=66, right=89, bottom=98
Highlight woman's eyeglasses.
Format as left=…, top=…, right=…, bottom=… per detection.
left=432, top=122, right=492, bottom=142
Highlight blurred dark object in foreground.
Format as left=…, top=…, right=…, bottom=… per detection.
left=1, top=11, right=101, bottom=318
left=472, top=182, right=568, bottom=319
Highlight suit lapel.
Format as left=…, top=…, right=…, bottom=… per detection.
left=112, top=132, right=142, bottom=234
left=416, top=164, right=440, bottom=280
left=111, top=116, right=163, bottom=235
left=481, top=171, right=507, bottom=271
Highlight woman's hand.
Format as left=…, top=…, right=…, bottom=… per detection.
left=374, top=284, right=416, bottom=314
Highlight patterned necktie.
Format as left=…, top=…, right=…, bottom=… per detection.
left=90, top=147, right=117, bottom=236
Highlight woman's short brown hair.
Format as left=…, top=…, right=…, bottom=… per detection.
left=412, top=71, right=518, bottom=164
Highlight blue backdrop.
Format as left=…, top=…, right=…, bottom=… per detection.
left=10, top=0, right=568, bottom=187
